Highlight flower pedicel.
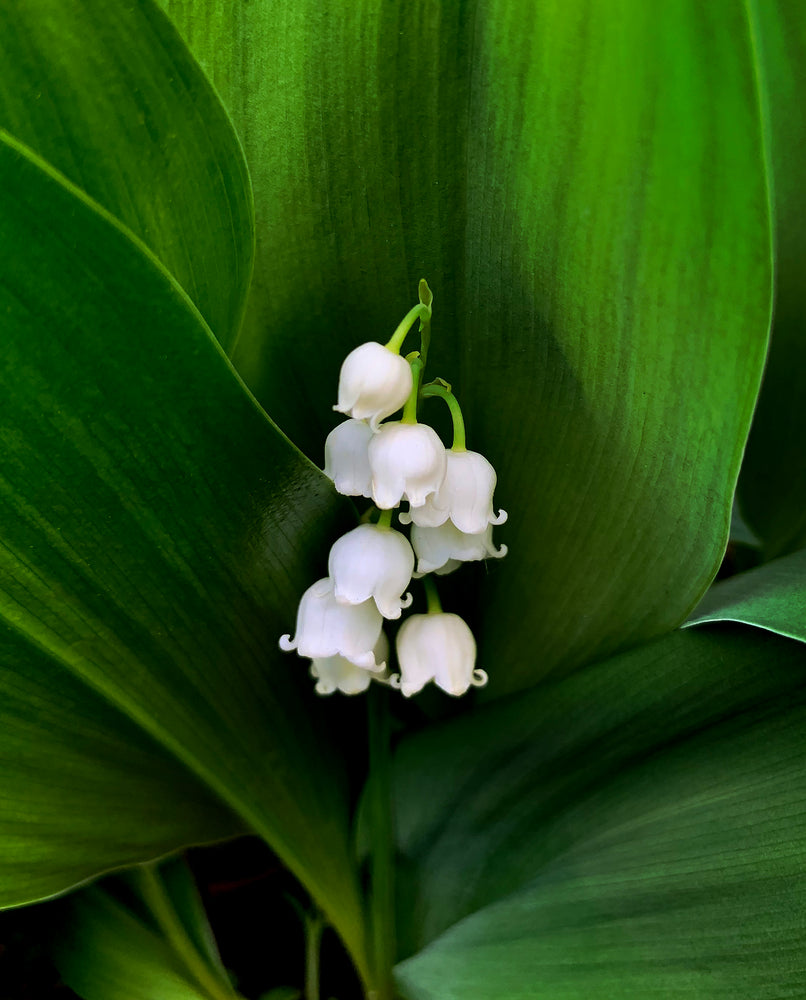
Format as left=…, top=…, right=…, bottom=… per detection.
left=279, top=281, right=507, bottom=697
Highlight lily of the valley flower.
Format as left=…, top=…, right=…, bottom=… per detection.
left=394, top=612, right=488, bottom=697
left=311, top=633, right=389, bottom=695
left=333, top=342, right=413, bottom=430
left=368, top=421, right=447, bottom=509
left=401, top=449, right=507, bottom=533
left=328, top=523, right=414, bottom=619
left=279, top=577, right=384, bottom=670
left=324, top=417, right=374, bottom=497
left=410, top=520, right=508, bottom=575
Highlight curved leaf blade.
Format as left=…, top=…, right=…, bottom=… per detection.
left=686, top=547, right=806, bottom=641
left=390, top=626, right=806, bottom=996
left=0, top=132, right=366, bottom=979
left=462, top=0, right=772, bottom=693
left=0, top=0, right=254, bottom=349
left=395, top=687, right=806, bottom=998
left=158, top=0, right=772, bottom=693
left=737, top=1, right=806, bottom=556
left=388, top=626, right=806, bottom=957
left=52, top=874, right=237, bottom=1000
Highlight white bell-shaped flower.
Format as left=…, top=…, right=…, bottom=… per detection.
left=333, top=342, right=413, bottom=431
left=400, top=449, right=507, bottom=533
left=324, top=418, right=374, bottom=498
left=394, top=612, right=488, bottom=697
left=410, top=521, right=507, bottom=575
left=279, top=578, right=383, bottom=670
left=328, top=523, right=414, bottom=619
left=310, top=632, right=389, bottom=696
left=368, top=421, right=447, bottom=509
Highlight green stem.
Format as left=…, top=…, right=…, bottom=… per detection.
left=422, top=575, right=443, bottom=614
left=377, top=508, right=393, bottom=529
left=304, top=911, right=325, bottom=1000
left=134, top=864, right=236, bottom=1000
left=421, top=384, right=466, bottom=451
left=385, top=303, right=431, bottom=355
left=401, top=357, right=424, bottom=424
left=367, top=686, right=395, bottom=1000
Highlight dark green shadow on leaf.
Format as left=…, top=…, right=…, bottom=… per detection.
left=0, top=131, right=368, bottom=983
left=157, top=0, right=772, bottom=696
left=738, top=0, right=806, bottom=558
left=0, top=0, right=254, bottom=349
left=388, top=624, right=806, bottom=989
left=52, top=864, right=238, bottom=1000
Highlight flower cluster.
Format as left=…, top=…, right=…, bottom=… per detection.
left=280, top=282, right=506, bottom=697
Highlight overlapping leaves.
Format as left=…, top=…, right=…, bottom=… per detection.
left=0, top=131, right=366, bottom=978
left=0, top=0, right=804, bottom=998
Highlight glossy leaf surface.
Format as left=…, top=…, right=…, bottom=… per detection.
left=738, top=1, right=806, bottom=556
left=392, top=626, right=806, bottom=997
left=159, top=0, right=772, bottom=693
left=0, top=132, right=366, bottom=977
left=53, top=865, right=239, bottom=1000
left=0, top=0, right=253, bottom=349
left=687, top=548, right=806, bottom=641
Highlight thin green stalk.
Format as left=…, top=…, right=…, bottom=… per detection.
left=134, top=863, right=236, bottom=1000
left=377, top=507, right=393, bottom=529
left=401, top=357, right=424, bottom=424
left=304, top=911, right=325, bottom=1000
left=422, top=574, right=443, bottom=614
left=367, top=685, right=395, bottom=1000
left=421, top=383, right=466, bottom=450
left=385, top=303, right=431, bottom=355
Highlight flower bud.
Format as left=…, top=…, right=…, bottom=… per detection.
left=310, top=632, right=389, bottom=696
left=394, top=612, right=487, bottom=697
left=279, top=578, right=383, bottom=670
left=328, top=523, right=414, bottom=619
left=410, top=521, right=507, bottom=575
left=368, top=421, right=447, bottom=509
left=333, top=343, right=413, bottom=431
left=324, top=418, right=374, bottom=498
left=401, top=449, right=507, bottom=534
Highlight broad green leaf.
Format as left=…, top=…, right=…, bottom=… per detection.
left=390, top=626, right=806, bottom=997
left=386, top=626, right=806, bottom=958
left=0, top=132, right=368, bottom=981
left=52, top=868, right=239, bottom=1000
left=0, top=0, right=253, bottom=350
left=159, top=0, right=772, bottom=693
left=737, top=1, right=806, bottom=557
left=686, top=548, right=806, bottom=641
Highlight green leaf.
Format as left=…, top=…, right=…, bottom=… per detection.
left=390, top=626, right=806, bottom=997
left=737, top=1, right=806, bottom=557
left=0, top=0, right=254, bottom=350
left=159, top=0, right=772, bottom=693
left=53, top=869, right=239, bottom=1000
left=686, top=547, right=806, bottom=642
left=0, top=131, right=368, bottom=981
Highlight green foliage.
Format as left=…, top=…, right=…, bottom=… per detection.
left=52, top=860, right=240, bottom=1000
left=0, top=1, right=804, bottom=998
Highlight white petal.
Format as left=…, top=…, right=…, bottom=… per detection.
left=409, top=450, right=506, bottom=534
left=333, top=343, right=413, bottom=430
left=279, top=577, right=383, bottom=666
left=328, top=523, right=414, bottom=619
left=395, top=613, right=481, bottom=697
left=310, top=632, right=390, bottom=696
left=410, top=521, right=507, bottom=574
left=324, top=418, right=374, bottom=498
left=368, top=422, right=447, bottom=510
left=412, top=557, right=462, bottom=580
left=310, top=656, right=373, bottom=695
